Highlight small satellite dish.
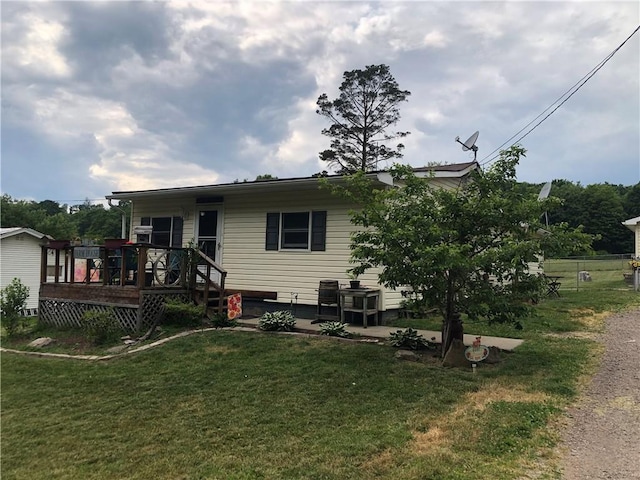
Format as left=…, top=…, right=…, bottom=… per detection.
left=455, top=131, right=479, bottom=160
left=538, top=182, right=552, bottom=201
left=538, top=182, right=552, bottom=227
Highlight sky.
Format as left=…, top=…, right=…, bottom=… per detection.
left=1, top=1, right=639, bottom=207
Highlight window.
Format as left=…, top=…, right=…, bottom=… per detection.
left=281, top=212, right=309, bottom=249
left=140, top=216, right=183, bottom=247
left=266, top=211, right=326, bottom=251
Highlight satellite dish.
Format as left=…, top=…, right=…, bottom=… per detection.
left=455, top=131, right=479, bottom=160
left=538, top=182, right=552, bottom=227
left=538, top=182, right=552, bottom=201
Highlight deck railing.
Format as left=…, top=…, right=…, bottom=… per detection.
left=40, top=244, right=226, bottom=307
left=191, top=249, right=227, bottom=314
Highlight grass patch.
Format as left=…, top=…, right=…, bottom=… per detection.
left=2, top=289, right=639, bottom=479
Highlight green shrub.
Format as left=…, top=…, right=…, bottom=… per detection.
left=211, top=312, right=238, bottom=328
left=82, top=309, right=122, bottom=345
left=1, top=278, right=30, bottom=337
left=388, top=327, right=435, bottom=350
left=319, top=322, right=352, bottom=338
left=258, top=311, right=296, bottom=331
left=163, top=298, right=205, bottom=327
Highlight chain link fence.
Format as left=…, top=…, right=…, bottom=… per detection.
left=544, top=254, right=639, bottom=292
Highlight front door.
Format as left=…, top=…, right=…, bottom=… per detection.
left=197, top=209, right=220, bottom=261
left=196, top=208, right=222, bottom=283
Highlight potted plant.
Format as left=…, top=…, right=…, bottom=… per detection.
left=348, top=272, right=361, bottom=289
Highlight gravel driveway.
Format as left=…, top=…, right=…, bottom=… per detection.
left=560, top=307, right=640, bottom=479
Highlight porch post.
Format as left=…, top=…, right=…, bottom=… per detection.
left=40, top=246, right=48, bottom=284
left=137, top=246, right=148, bottom=289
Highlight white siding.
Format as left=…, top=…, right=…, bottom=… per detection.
left=130, top=188, right=405, bottom=310
left=130, top=195, right=197, bottom=244
left=0, top=234, right=44, bottom=309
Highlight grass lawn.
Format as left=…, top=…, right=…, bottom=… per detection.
left=2, top=291, right=639, bottom=480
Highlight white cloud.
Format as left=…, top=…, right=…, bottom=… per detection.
left=1, top=0, right=638, bottom=203
left=2, top=8, right=71, bottom=80
left=21, top=87, right=220, bottom=191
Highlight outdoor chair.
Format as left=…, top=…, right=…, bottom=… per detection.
left=544, top=275, right=562, bottom=297
left=313, top=280, right=340, bottom=323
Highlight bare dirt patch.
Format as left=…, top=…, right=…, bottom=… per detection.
left=568, top=308, right=611, bottom=332
left=408, top=381, right=552, bottom=456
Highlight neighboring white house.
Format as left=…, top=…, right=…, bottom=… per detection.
left=106, top=162, right=479, bottom=318
left=0, top=227, right=51, bottom=311
left=622, top=216, right=640, bottom=258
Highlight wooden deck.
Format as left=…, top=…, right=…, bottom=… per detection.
left=39, top=243, right=223, bottom=332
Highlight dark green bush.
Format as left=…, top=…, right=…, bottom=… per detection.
left=319, top=321, right=352, bottom=338
left=1, top=278, right=30, bottom=337
left=258, top=311, right=296, bottom=331
left=388, top=327, right=436, bottom=350
left=211, top=312, right=238, bottom=328
left=163, top=299, right=205, bottom=327
left=82, top=309, right=122, bottom=345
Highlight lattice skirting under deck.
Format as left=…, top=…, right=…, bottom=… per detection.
left=39, top=291, right=190, bottom=333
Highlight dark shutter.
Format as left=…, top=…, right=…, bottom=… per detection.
left=171, top=217, right=183, bottom=247
left=265, top=213, right=280, bottom=251
left=141, top=217, right=151, bottom=226
left=311, top=211, right=327, bottom=251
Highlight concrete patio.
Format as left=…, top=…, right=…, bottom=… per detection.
left=236, top=316, right=524, bottom=351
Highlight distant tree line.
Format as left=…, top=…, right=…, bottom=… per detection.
left=516, top=180, right=639, bottom=254
left=1, top=195, right=130, bottom=243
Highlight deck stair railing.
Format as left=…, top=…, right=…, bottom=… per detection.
left=190, top=249, right=228, bottom=315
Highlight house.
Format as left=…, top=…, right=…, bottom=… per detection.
left=1, top=227, right=52, bottom=312
left=622, top=216, right=640, bottom=258
left=105, top=162, right=479, bottom=320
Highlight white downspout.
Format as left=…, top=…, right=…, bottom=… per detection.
left=108, top=199, right=129, bottom=239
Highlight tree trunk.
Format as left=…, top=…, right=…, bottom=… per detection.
left=441, top=280, right=463, bottom=357
left=441, top=311, right=464, bottom=357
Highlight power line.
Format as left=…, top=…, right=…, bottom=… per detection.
left=480, top=24, right=640, bottom=168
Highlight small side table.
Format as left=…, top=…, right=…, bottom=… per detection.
left=339, top=288, right=380, bottom=328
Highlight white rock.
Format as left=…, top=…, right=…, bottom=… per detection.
left=28, top=337, right=54, bottom=348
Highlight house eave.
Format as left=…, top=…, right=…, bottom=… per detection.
left=106, top=162, right=479, bottom=201
left=0, top=227, right=52, bottom=241
left=622, top=216, right=640, bottom=232
left=106, top=175, right=356, bottom=201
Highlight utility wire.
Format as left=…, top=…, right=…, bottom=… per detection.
left=479, top=24, right=640, bottom=168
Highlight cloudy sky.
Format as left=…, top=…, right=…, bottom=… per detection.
left=1, top=1, right=638, bottom=206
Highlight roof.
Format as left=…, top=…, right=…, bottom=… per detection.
left=107, top=161, right=480, bottom=200
left=622, top=216, right=640, bottom=232
left=412, top=161, right=477, bottom=173
left=0, top=227, right=51, bottom=241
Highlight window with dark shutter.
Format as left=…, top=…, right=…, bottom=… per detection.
left=281, top=212, right=310, bottom=249
left=151, top=217, right=172, bottom=246
left=311, top=211, right=327, bottom=251
left=171, top=217, right=183, bottom=248
left=265, top=213, right=280, bottom=250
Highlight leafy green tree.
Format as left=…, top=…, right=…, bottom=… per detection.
left=2, top=195, right=131, bottom=242
left=624, top=183, right=640, bottom=218
left=334, top=146, right=592, bottom=357
left=1, top=195, right=46, bottom=230
left=579, top=184, right=628, bottom=253
left=38, top=213, right=76, bottom=240
left=70, top=200, right=122, bottom=241
left=255, top=174, right=278, bottom=181
left=1, top=278, right=30, bottom=337
left=38, top=200, right=66, bottom=216
left=316, top=64, right=411, bottom=173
